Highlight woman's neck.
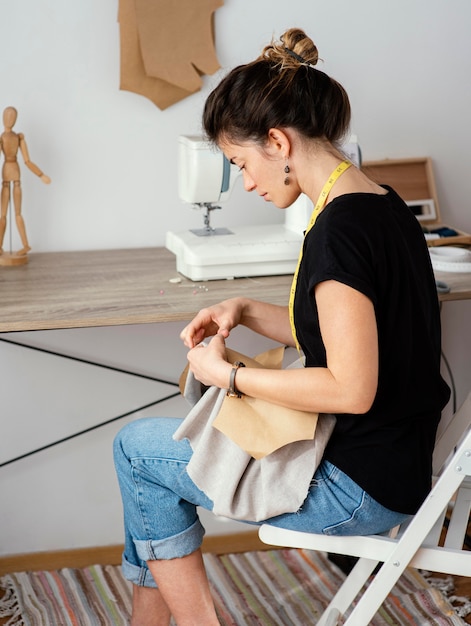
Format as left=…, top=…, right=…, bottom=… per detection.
left=299, top=147, right=386, bottom=204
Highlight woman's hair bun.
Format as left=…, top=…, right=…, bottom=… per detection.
left=203, top=26, right=350, bottom=145
left=261, top=27, right=319, bottom=69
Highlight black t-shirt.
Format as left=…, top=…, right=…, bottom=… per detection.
left=294, top=186, right=450, bottom=514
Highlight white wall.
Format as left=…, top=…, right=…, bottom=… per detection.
left=1, top=0, right=470, bottom=556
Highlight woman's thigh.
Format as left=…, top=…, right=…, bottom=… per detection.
left=264, top=460, right=409, bottom=536
left=115, top=419, right=408, bottom=537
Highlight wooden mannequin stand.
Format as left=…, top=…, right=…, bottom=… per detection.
left=0, top=106, right=51, bottom=266
left=0, top=249, right=30, bottom=266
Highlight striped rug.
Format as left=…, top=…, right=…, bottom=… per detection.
left=0, top=549, right=465, bottom=625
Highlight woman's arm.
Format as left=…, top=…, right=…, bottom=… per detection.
left=187, top=281, right=379, bottom=415
left=180, top=297, right=294, bottom=348
left=235, top=280, right=378, bottom=414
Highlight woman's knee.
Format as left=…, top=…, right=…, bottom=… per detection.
left=114, top=418, right=152, bottom=461
left=113, top=417, right=189, bottom=463
left=114, top=417, right=156, bottom=450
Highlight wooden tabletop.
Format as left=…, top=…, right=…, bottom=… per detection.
left=0, top=248, right=292, bottom=332
left=433, top=269, right=471, bottom=302
left=0, top=247, right=468, bottom=333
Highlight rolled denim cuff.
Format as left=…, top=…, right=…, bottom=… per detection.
left=135, top=518, right=206, bottom=562
left=121, top=555, right=157, bottom=588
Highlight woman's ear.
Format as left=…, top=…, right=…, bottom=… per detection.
left=267, top=128, right=291, bottom=158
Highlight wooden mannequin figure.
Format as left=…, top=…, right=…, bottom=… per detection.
left=0, top=106, right=51, bottom=266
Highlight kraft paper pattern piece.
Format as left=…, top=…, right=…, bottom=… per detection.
left=118, top=0, right=223, bottom=110
left=180, top=346, right=319, bottom=460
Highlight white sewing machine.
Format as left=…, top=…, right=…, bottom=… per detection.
left=166, top=135, right=360, bottom=281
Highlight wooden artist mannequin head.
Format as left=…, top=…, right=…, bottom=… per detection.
left=0, top=106, right=51, bottom=263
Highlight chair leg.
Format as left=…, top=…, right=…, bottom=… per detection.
left=323, top=608, right=341, bottom=626
left=343, top=557, right=411, bottom=625
left=422, top=506, right=447, bottom=547
left=445, top=477, right=471, bottom=549
left=317, top=557, right=379, bottom=626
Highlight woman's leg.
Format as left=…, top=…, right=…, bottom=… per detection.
left=146, top=550, right=218, bottom=626
left=130, top=552, right=217, bottom=626
left=113, top=417, right=219, bottom=625
left=264, top=460, right=410, bottom=536
left=131, top=586, right=171, bottom=626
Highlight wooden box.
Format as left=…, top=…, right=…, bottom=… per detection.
left=361, top=157, right=471, bottom=247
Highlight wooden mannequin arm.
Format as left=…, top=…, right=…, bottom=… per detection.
left=19, top=134, right=50, bottom=182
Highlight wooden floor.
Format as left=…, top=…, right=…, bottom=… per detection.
left=1, top=531, right=469, bottom=624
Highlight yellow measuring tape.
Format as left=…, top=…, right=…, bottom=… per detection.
left=289, top=159, right=352, bottom=354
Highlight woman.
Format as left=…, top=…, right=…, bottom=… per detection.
left=114, top=28, right=450, bottom=625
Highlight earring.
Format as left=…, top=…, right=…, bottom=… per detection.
left=284, top=162, right=290, bottom=185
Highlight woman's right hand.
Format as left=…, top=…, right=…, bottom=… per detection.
left=180, top=298, right=245, bottom=348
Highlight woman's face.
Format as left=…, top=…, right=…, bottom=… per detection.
left=219, top=138, right=299, bottom=209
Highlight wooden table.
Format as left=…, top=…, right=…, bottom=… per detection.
left=0, top=247, right=469, bottom=467
left=0, top=248, right=293, bottom=466
left=0, top=247, right=293, bottom=332
left=0, top=247, right=469, bottom=334
left=433, top=269, right=471, bottom=302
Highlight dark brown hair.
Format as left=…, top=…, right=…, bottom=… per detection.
left=203, top=28, right=351, bottom=146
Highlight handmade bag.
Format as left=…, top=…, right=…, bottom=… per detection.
left=173, top=346, right=336, bottom=522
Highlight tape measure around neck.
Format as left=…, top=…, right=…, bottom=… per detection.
left=289, top=160, right=352, bottom=355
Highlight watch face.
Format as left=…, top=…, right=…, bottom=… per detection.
left=226, top=389, right=242, bottom=398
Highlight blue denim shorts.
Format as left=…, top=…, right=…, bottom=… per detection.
left=113, top=417, right=409, bottom=587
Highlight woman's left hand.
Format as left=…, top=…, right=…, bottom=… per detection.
left=187, top=334, right=233, bottom=389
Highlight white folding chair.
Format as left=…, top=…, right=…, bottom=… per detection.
left=259, top=392, right=471, bottom=626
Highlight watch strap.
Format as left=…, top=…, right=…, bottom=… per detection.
left=227, top=361, right=246, bottom=398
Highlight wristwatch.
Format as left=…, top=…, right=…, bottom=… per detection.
left=226, top=361, right=246, bottom=398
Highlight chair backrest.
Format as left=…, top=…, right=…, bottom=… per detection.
left=432, top=391, right=471, bottom=474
